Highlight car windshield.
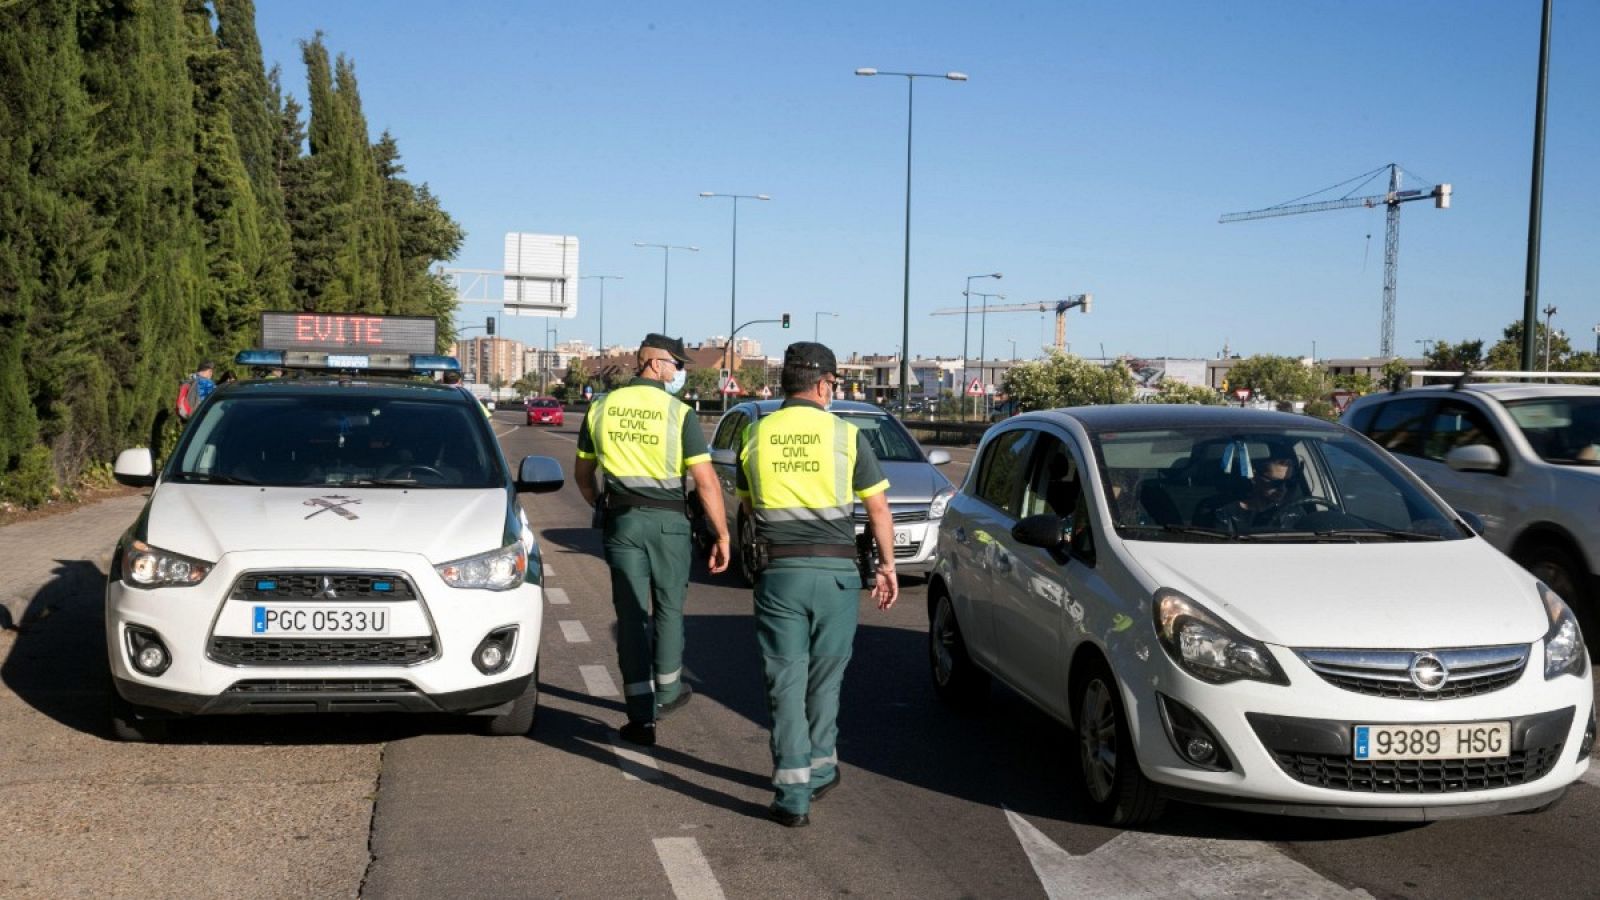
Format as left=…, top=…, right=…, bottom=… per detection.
left=1090, top=425, right=1466, bottom=542
left=169, top=393, right=503, bottom=488
left=836, top=413, right=925, bottom=462
left=530, top=398, right=559, bottom=408
left=1503, top=396, right=1600, bottom=466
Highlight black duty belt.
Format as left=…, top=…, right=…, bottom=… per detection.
left=604, top=493, right=688, bottom=515
left=766, top=543, right=857, bottom=560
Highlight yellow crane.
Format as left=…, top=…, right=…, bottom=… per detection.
left=930, top=295, right=1092, bottom=352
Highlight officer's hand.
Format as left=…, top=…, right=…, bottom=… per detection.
left=707, top=537, right=731, bottom=574
left=872, top=566, right=898, bottom=610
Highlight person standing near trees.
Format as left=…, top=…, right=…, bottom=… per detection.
left=575, top=334, right=731, bottom=747
left=737, top=341, right=898, bottom=828
left=176, top=361, right=216, bottom=421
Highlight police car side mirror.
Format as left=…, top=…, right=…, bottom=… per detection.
left=1012, top=513, right=1067, bottom=551
left=927, top=449, right=951, bottom=466
left=1455, top=508, right=1487, bottom=536
left=113, top=448, right=156, bottom=488
left=516, top=456, right=565, bottom=494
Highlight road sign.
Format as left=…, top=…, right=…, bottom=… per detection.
left=759, top=384, right=773, bottom=399
left=1232, top=387, right=1252, bottom=402
left=722, top=375, right=743, bottom=395
left=583, top=384, right=593, bottom=400
left=1330, top=390, right=1356, bottom=412
left=966, top=378, right=984, bottom=396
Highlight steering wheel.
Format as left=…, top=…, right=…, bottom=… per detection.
left=1269, top=497, right=1337, bottom=527
left=385, top=464, right=448, bottom=484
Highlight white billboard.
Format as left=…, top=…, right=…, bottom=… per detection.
left=502, top=232, right=578, bottom=318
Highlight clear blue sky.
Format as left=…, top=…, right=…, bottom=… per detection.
left=255, top=1, right=1598, bottom=363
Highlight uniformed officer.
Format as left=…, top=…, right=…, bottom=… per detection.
left=575, top=334, right=731, bottom=746
left=736, top=342, right=898, bottom=827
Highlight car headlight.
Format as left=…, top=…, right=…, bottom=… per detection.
left=123, top=540, right=212, bottom=588
left=1153, top=589, right=1288, bottom=685
left=1540, top=583, right=1587, bottom=680
left=929, top=487, right=957, bottom=520
left=437, top=543, right=527, bottom=591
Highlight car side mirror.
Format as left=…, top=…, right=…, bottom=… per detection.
left=926, top=449, right=951, bottom=466
left=1445, top=444, right=1502, bottom=473
left=516, top=455, right=565, bottom=493
left=710, top=448, right=737, bottom=467
left=113, top=448, right=156, bottom=488
left=1455, top=508, right=1487, bottom=536
left=1012, top=513, right=1067, bottom=551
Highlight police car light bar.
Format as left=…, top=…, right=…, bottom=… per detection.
left=234, top=349, right=461, bottom=375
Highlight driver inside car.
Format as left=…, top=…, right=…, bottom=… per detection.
left=1200, top=455, right=1301, bottom=533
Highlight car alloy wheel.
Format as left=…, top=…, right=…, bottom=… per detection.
left=1079, top=678, right=1119, bottom=804
left=931, top=595, right=958, bottom=688
left=928, top=589, right=988, bottom=707
left=1074, top=666, right=1164, bottom=826
left=738, top=514, right=758, bottom=587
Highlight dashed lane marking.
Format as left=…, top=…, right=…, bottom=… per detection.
left=652, top=837, right=727, bottom=900
left=559, top=620, right=590, bottom=643
left=580, top=664, right=620, bottom=697
left=609, top=736, right=663, bottom=782
left=545, top=586, right=570, bottom=605
left=541, top=562, right=555, bottom=577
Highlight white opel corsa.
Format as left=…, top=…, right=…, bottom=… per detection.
left=930, top=406, right=1593, bottom=824
left=107, top=375, right=564, bottom=740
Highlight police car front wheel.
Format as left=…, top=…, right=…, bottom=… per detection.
left=481, top=661, right=540, bottom=736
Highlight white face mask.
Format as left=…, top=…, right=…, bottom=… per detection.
left=665, top=367, right=687, bottom=394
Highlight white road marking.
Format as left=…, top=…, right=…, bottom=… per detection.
left=652, top=837, right=727, bottom=900
left=541, top=562, right=555, bottom=577
left=609, top=736, right=663, bottom=782
left=494, top=424, right=518, bottom=438
left=580, top=664, right=620, bottom=697
left=559, top=620, right=590, bottom=643
left=545, top=587, right=570, bottom=605
left=1004, top=806, right=1358, bottom=899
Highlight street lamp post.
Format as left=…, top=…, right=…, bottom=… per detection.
left=971, top=291, right=1004, bottom=419
left=1008, top=339, right=1018, bottom=361
left=961, top=272, right=1001, bottom=415
left=633, top=242, right=699, bottom=332
left=580, top=274, right=622, bottom=355
left=542, top=324, right=558, bottom=396
left=814, top=311, right=838, bottom=341
left=700, top=192, right=770, bottom=374
left=1542, top=305, right=1559, bottom=371
left=856, top=66, right=968, bottom=415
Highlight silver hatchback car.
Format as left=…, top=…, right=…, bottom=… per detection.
left=704, top=399, right=956, bottom=584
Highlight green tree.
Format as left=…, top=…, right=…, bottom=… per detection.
left=1331, top=372, right=1376, bottom=393
left=1225, top=355, right=1325, bottom=403
left=1486, top=320, right=1570, bottom=371
left=1380, top=358, right=1412, bottom=392
left=1001, top=352, right=1135, bottom=411
left=1149, top=381, right=1224, bottom=405
left=1425, top=340, right=1485, bottom=373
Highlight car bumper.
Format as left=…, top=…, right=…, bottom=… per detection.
left=1121, top=646, right=1594, bottom=818
left=852, top=518, right=941, bottom=575
left=106, top=549, right=543, bottom=717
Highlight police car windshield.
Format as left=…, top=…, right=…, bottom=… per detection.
left=169, top=393, right=502, bottom=488
left=834, top=413, right=924, bottom=462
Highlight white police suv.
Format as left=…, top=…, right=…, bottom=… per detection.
left=106, top=313, right=563, bottom=740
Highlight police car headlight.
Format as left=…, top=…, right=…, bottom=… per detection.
left=123, top=540, right=212, bottom=588
left=928, top=487, right=957, bottom=520
left=1541, top=583, right=1587, bottom=680
left=437, top=543, right=527, bottom=591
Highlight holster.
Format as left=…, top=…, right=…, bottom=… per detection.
left=855, top=531, right=879, bottom=585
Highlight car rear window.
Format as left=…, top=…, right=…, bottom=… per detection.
left=1505, top=397, right=1600, bottom=465
left=531, top=399, right=560, bottom=408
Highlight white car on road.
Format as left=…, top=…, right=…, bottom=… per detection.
left=108, top=363, right=563, bottom=740
left=930, top=405, right=1593, bottom=824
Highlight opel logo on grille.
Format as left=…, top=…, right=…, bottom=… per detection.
left=316, top=576, right=338, bottom=600
left=1408, top=653, right=1449, bottom=691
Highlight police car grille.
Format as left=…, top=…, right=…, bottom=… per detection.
left=1267, top=742, right=1562, bottom=794
left=892, top=545, right=920, bottom=560
left=209, top=638, right=436, bottom=666
left=852, top=508, right=929, bottom=525
left=1295, top=646, right=1529, bottom=700
left=230, top=572, right=417, bottom=601
left=226, top=679, right=416, bottom=693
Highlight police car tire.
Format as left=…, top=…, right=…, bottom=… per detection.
left=737, top=514, right=758, bottom=588
left=929, top=588, right=988, bottom=708
left=1074, top=664, right=1164, bottom=827
left=483, top=662, right=539, bottom=736
left=110, top=697, right=169, bottom=743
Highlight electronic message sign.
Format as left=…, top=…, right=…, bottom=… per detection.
left=261, top=312, right=437, bottom=356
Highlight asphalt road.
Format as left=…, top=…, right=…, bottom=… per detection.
left=3, top=410, right=1598, bottom=899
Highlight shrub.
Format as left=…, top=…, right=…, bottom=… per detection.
left=0, top=447, right=58, bottom=508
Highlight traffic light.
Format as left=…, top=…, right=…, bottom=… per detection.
left=1081, top=293, right=1093, bottom=314
left=781, top=313, right=790, bottom=329
left=486, top=317, right=495, bottom=335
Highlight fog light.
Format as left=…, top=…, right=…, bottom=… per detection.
left=1580, top=709, right=1596, bottom=760
left=1157, top=693, right=1232, bottom=772
left=472, top=626, right=518, bottom=675
left=126, top=626, right=171, bottom=676
left=1184, top=736, right=1217, bottom=765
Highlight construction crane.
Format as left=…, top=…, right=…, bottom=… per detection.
left=930, top=294, right=1091, bottom=352
left=1220, top=163, right=1451, bottom=357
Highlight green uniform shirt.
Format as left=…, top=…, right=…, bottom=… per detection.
left=736, top=398, right=889, bottom=546
left=577, top=378, right=709, bottom=504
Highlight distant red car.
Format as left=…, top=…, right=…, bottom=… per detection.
left=525, top=397, right=564, bottom=426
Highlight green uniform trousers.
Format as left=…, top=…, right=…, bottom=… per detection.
left=754, top=557, right=861, bottom=815
left=603, top=507, right=692, bottom=723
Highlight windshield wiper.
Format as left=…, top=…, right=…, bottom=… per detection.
left=1120, top=524, right=1248, bottom=542
left=336, top=477, right=435, bottom=487
left=175, top=473, right=260, bottom=486
left=1249, top=528, right=1444, bottom=543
